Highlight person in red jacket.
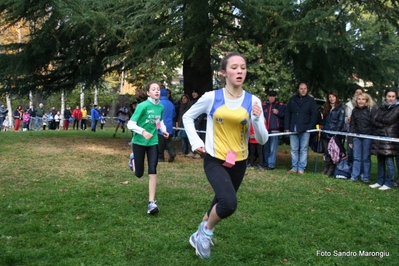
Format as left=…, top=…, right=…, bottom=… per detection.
left=247, top=123, right=265, bottom=170
left=72, top=106, right=82, bottom=130
left=13, top=105, right=23, bottom=131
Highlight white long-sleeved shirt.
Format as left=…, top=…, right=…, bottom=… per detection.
left=183, top=89, right=268, bottom=161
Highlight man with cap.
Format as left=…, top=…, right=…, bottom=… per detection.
left=262, top=90, right=286, bottom=170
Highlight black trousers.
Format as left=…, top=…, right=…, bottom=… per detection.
left=204, top=154, right=246, bottom=219
left=132, top=144, right=158, bottom=177
left=157, top=135, right=176, bottom=159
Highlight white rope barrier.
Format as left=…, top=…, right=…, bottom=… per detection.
left=172, top=127, right=399, bottom=143
left=318, top=129, right=399, bottom=143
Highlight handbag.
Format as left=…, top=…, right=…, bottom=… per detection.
left=310, top=133, right=323, bottom=153
left=327, top=136, right=341, bottom=164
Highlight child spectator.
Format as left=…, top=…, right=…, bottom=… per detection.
left=248, top=123, right=265, bottom=170
left=22, top=109, right=30, bottom=131
left=2, top=116, right=11, bottom=131
left=42, top=112, right=48, bottom=130
left=100, top=114, right=106, bottom=130
left=54, top=111, right=61, bottom=130
left=113, top=102, right=129, bottom=137
left=47, top=112, right=54, bottom=130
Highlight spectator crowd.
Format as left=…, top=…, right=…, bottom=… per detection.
left=1, top=104, right=111, bottom=132
left=2, top=83, right=399, bottom=191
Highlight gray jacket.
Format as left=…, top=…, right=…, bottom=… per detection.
left=0, top=107, right=8, bottom=118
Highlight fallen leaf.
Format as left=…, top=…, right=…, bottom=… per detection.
left=325, top=187, right=332, bottom=192
left=120, top=181, right=129, bottom=185
left=76, top=214, right=86, bottom=220
left=59, top=189, right=69, bottom=193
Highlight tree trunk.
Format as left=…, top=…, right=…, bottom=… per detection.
left=29, top=91, right=33, bottom=106
left=120, top=70, right=125, bottom=94
left=183, top=47, right=213, bottom=97
left=80, top=84, right=85, bottom=108
left=182, top=0, right=213, bottom=97
left=6, top=93, right=13, bottom=129
left=94, top=85, right=98, bottom=105
left=60, top=90, right=65, bottom=128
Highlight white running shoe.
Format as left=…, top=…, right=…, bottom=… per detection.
left=195, top=222, right=214, bottom=259
left=378, top=185, right=391, bottom=191
left=128, top=153, right=135, bottom=171
left=147, top=201, right=159, bottom=214
left=369, top=183, right=381, bottom=189
left=189, top=231, right=198, bottom=249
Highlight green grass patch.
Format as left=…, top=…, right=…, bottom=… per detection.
left=0, top=129, right=397, bottom=265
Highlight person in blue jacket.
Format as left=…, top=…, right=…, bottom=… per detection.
left=158, top=88, right=176, bottom=162
left=90, top=105, right=100, bottom=132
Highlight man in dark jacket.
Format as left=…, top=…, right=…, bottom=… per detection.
left=28, top=104, right=36, bottom=130
left=35, top=103, right=45, bottom=131
left=50, top=106, right=57, bottom=130
left=262, top=90, right=285, bottom=170
left=284, top=82, right=318, bottom=174
left=63, top=106, right=72, bottom=130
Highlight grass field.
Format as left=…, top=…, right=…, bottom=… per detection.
left=0, top=128, right=398, bottom=265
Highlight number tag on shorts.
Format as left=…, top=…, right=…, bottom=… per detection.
left=222, top=150, right=237, bottom=168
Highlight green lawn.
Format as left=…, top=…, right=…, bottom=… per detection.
left=0, top=129, right=397, bottom=265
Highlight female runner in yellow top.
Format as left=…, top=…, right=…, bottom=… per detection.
left=183, top=52, right=269, bottom=259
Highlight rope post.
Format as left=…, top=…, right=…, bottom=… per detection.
left=314, top=125, right=321, bottom=174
